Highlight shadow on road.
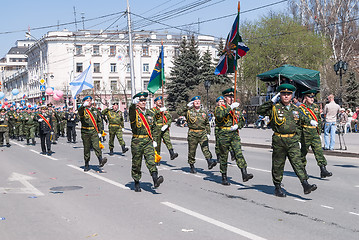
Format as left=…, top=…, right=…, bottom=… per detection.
left=125, top=182, right=161, bottom=194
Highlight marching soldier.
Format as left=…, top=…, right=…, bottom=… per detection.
left=0, top=108, right=11, bottom=147
left=257, top=83, right=317, bottom=197
left=129, top=92, right=164, bottom=192
left=177, top=96, right=216, bottom=173
left=48, top=103, right=59, bottom=144
left=102, top=102, right=129, bottom=155
left=23, top=107, right=37, bottom=145
left=58, top=107, right=67, bottom=137
left=64, top=106, right=78, bottom=143
left=14, top=108, right=24, bottom=141
left=35, top=106, right=53, bottom=155
left=7, top=105, right=15, bottom=139
left=299, top=90, right=332, bottom=178
left=78, top=96, right=107, bottom=172
left=149, top=96, right=178, bottom=160
left=215, top=88, right=253, bottom=185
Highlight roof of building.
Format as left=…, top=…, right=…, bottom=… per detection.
left=7, top=47, right=28, bottom=55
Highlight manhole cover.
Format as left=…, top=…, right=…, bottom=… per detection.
left=49, top=186, right=83, bottom=191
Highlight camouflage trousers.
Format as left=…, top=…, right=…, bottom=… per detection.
left=109, top=125, right=126, bottom=149
left=9, top=122, right=15, bottom=137
left=215, top=127, right=233, bottom=157
left=14, top=122, right=23, bottom=137
left=0, top=128, right=9, bottom=144
left=272, top=134, right=308, bottom=185
left=300, top=128, right=327, bottom=167
left=153, top=127, right=173, bottom=153
left=81, top=129, right=102, bottom=163
left=59, top=121, right=66, bottom=135
left=187, top=130, right=212, bottom=165
left=23, top=125, right=36, bottom=140
left=217, top=129, right=247, bottom=174
left=131, top=137, right=158, bottom=182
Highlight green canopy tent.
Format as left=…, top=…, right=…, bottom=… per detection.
left=257, top=64, right=320, bottom=95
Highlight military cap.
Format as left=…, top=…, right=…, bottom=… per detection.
left=216, top=96, right=224, bottom=102
left=277, top=83, right=296, bottom=93
left=68, top=106, right=74, bottom=109
left=222, top=88, right=235, bottom=96
left=112, top=102, right=119, bottom=105
left=133, top=92, right=148, bottom=100
left=63, top=106, right=67, bottom=109
left=82, top=96, right=93, bottom=102
left=191, top=96, right=201, bottom=101
left=154, top=96, right=163, bottom=102
left=47, top=103, right=53, bottom=107
left=302, top=89, right=318, bottom=98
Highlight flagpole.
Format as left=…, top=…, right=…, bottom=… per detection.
left=234, top=1, right=240, bottom=102
left=161, top=41, right=165, bottom=125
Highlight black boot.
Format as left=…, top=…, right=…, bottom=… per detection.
left=32, top=138, right=36, bottom=145
left=26, top=139, right=30, bottom=145
left=6, top=143, right=11, bottom=148
left=20, top=136, right=24, bottom=141
left=222, top=173, right=230, bottom=186
left=134, top=181, right=141, bottom=192
left=169, top=149, right=178, bottom=160
left=190, top=164, right=197, bottom=174
left=109, top=149, right=114, bottom=156
left=320, top=165, right=332, bottom=178
left=240, top=167, right=254, bottom=182
left=230, top=150, right=236, bottom=161
left=84, top=162, right=90, bottom=172
left=274, top=183, right=286, bottom=197
left=99, top=156, right=108, bottom=167
left=301, top=180, right=317, bottom=194
left=121, top=145, right=129, bottom=153
left=17, top=136, right=20, bottom=141
left=151, top=172, right=164, bottom=188
left=206, top=159, right=217, bottom=170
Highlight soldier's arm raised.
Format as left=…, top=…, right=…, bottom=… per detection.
left=78, top=105, right=85, bottom=117
left=129, top=104, right=137, bottom=122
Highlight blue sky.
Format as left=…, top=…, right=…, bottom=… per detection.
left=0, top=0, right=288, bottom=57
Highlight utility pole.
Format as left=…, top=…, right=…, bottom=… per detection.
left=126, top=0, right=136, bottom=98
left=81, top=13, right=85, bottom=30
left=73, top=6, right=78, bottom=31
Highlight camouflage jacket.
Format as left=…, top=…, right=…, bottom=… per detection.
left=298, top=102, right=321, bottom=133
left=78, top=106, right=103, bottom=132
left=129, top=104, right=154, bottom=136
left=178, top=106, right=210, bottom=134
left=0, top=113, right=9, bottom=131
left=102, top=108, right=124, bottom=127
left=215, top=104, right=245, bottom=129
left=148, top=106, right=172, bottom=129
left=23, top=112, right=37, bottom=126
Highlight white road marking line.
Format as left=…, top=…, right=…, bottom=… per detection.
left=29, top=149, right=58, bottom=161
left=294, top=199, right=306, bottom=203
left=67, top=164, right=129, bottom=190
left=193, top=175, right=204, bottom=178
left=355, top=185, right=359, bottom=188
left=0, top=172, right=44, bottom=196
left=161, top=202, right=267, bottom=240
left=320, top=205, right=334, bottom=209
left=10, top=141, right=25, bottom=148
left=247, top=167, right=271, bottom=173
left=349, top=212, right=359, bottom=216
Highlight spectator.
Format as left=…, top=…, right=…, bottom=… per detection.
left=338, top=108, right=348, bottom=133
left=292, top=97, right=302, bottom=107
left=350, top=107, right=359, bottom=132
left=123, top=108, right=128, bottom=122
left=323, top=94, right=340, bottom=150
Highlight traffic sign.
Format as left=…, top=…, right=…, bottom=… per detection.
left=39, top=78, right=45, bottom=85
left=40, top=85, right=46, bottom=92
left=20, top=100, right=25, bottom=105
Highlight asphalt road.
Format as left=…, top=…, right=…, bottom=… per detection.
left=0, top=132, right=358, bottom=240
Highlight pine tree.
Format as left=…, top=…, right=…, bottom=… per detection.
left=344, top=72, right=359, bottom=110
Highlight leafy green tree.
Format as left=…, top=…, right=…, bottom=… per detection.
left=344, top=72, right=359, bottom=110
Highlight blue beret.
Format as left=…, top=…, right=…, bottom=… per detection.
left=154, top=96, right=163, bottom=102
left=216, top=96, right=224, bottom=102
left=191, top=96, right=201, bottom=101
left=82, top=96, right=93, bottom=102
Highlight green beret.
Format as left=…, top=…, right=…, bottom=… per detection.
left=133, top=92, right=148, bottom=100
left=277, top=84, right=296, bottom=93
left=222, top=88, right=235, bottom=96
left=302, top=89, right=318, bottom=98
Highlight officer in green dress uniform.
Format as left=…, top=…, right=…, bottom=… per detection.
left=299, top=89, right=332, bottom=178
left=148, top=96, right=178, bottom=160
left=215, top=88, right=253, bottom=185
left=257, top=84, right=317, bottom=197
left=7, top=105, right=15, bottom=139
left=102, top=102, right=129, bottom=155
left=129, top=92, right=164, bottom=192
left=23, top=107, right=37, bottom=145
left=78, top=96, right=107, bottom=172
left=0, top=108, right=11, bottom=147
left=177, top=96, right=216, bottom=174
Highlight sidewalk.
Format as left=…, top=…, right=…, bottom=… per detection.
left=121, top=122, right=359, bottom=158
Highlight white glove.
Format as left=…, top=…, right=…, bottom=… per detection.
left=122, top=128, right=125, bottom=132
left=230, top=124, right=238, bottom=131
left=298, top=142, right=302, bottom=149
left=132, top=97, right=140, bottom=104
left=38, top=118, right=44, bottom=122
left=153, top=141, right=157, bottom=148
left=310, top=120, right=318, bottom=127
left=98, top=133, right=102, bottom=138
left=159, top=107, right=167, bottom=112
left=161, top=125, right=168, bottom=131
left=320, top=136, right=323, bottom=142
left=83, top=101, right=90, bottom=107
left=207, top=134, right=210, bottom=139
left=271, top=92, right=280, bottom=103
left=230, top=102, right=240, bottom=110
left=187, top=101, right=194, bottom=107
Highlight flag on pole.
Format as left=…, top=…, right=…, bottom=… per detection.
left=147, top=45, right=165, bottom=94
left=214, top=9, right=249, bottom=75
left=69, top=64, right=93, bottom=100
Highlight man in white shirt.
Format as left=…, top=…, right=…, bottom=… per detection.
left=323, top=94, right=340, bottom=150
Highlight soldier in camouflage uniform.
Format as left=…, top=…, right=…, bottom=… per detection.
left=177, top=96, right=216, bottom=173
left=58, top=107, right=67, bottom=137
left=23, top=107, right=37, bottom=145
left=14, top=108, right=24, bottom=141
left=257, top=84, right=317, bottom=197
left=102, top=102, right=129, bottom=155
left=48, top=103, right=59, bottom=144
left=7, top=105, right=15, bottom=139
left=0, top=109, right=11, bottom=147
left=78, top=96, right=107, bottom=172
left=215, top=88, right=253, bottom=185
left=299, top=90, right=332, bottom=178
left=148, top=96, right=178, bottom=160
left=130, top=92, right=164, bottom=192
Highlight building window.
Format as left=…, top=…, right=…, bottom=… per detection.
left=126, top=46, right=130, bottom=56
left=142, top=46, right=149, bottom=56
left=75, top=45, right=83, bottom=55
left=111, top=80, right=117, bottom=90
left=174, top=47, right=180, bottom=57
left=110, top=46, right=116, bottom=56
left=94, top=63, right=100, bottom=73
left=93, top=45, right=100, bottom=55
left=143, top=80, right=149, bottom=89
left=76, top=63, right=83, bottom=72
left=143, top=63, right=149, bottom=72
left=94, top=81, right=100, bottom=91
left=110, top=63, right=117, bottom=73
left=126, top=63, right=130, bottom=72
left=127, top=80, right=131, bottom=89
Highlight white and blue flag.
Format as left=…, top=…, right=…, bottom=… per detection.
left=69, top=64, right=93, bottom=100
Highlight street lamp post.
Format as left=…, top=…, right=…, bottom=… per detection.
left=334, top=60, right=348, bottom=105
left=204, top=80, right=211, bottom=111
